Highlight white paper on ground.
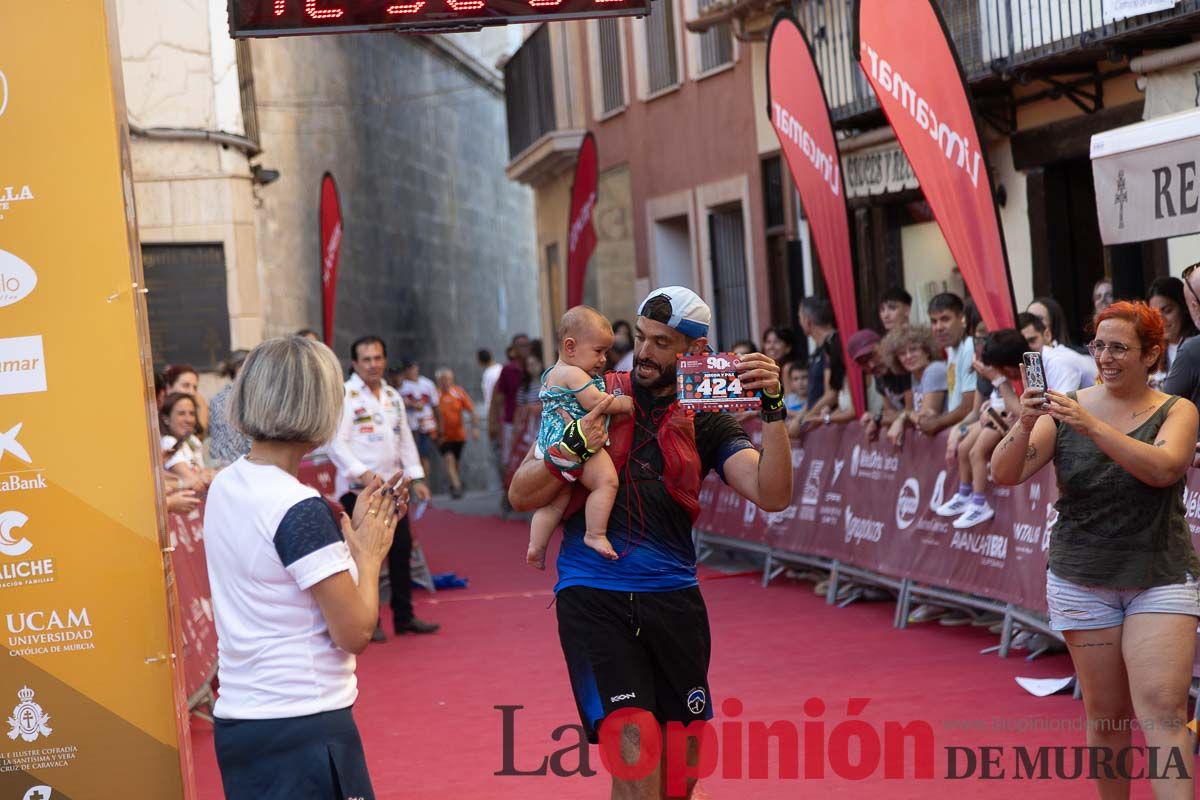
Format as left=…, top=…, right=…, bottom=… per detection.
left=1015, top=675, right=1076, bottom=697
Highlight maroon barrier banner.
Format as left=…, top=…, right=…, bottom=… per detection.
left=566, top=133, right=598, bottom=308
left=698, top=422, right=1055, bottom=612
left=853, top=0, right=1016, bottom=332
left=766, top=15, right=864, bottom=415
left=320, top=173, right=343, bottom=346
left=167, top=511, right=218, bottom=706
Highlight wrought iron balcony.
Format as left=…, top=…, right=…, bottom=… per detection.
left=794, top=0, right=1200, bottom=126
left=503, top=25, right=587, bottom=185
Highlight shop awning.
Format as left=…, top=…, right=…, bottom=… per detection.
left=1090, top=107, right=1200, bottom=245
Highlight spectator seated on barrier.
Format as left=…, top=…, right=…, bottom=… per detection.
left=1147, top=276, right=1197, bottom=390
left=847, top=328, right=912, bottom=442
left=161, top=391, right=215, bottom=492
left=921, top=293, right=978, bottom=438
left=880, top=325, right=947, bottom=449
left=878, top=286, right=912, bottom=332
left=208, top=349, right=253, bottom=466
left=1019, top=312, right=1096, bottom=392
left=1027, top=295, right=1080, bottom=354
left=164, top=363, right=210, bottom=435
left=782, top=360, right=808, bottom=418
left=161, top=470, right=201, bottom=515
left=798, top=296, right=850, bottom=427
left=935, top=329, right=1027, bottom=529
left=1167, top=262, right=1200, bottom=467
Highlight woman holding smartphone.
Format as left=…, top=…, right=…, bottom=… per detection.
left=992, top=301, right=1199, bottom=799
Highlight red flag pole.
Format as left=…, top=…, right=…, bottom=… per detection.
left=766, top=13, right=865, bottom=416
left=319, top=172, right=344, bottom=347
left=566, top=132, right=598, bottom=309
left=852, top=0, right=1017, bottom=332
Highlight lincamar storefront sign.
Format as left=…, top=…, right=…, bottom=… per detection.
left=1091, top=107, right=1200, bottom=245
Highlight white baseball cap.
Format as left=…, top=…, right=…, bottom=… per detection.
left=637, top=286, right=711, bottom=339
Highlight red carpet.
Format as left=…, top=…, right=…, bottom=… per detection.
left=191, top=508, right=1187, bottom=798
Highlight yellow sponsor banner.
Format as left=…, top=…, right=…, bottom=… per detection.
left=0, top=2, right=191, bottom=799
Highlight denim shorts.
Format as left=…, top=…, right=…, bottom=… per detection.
left=1046, top=569, right=1200, bottom=631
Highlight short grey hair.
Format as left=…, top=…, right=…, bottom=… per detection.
left=229, top=336, right=344, bottom=444
left=434, top=367, right=454, bottom=383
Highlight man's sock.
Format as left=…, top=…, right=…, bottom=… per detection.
left=970, top=492, right=987, bottom=506
left=958, top=483, right=971, bottom=497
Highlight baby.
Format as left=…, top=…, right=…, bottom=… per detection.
left=527, top=306, right=633, bottom=569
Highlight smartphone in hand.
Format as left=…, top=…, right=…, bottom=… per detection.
left=1022, top=352, right=1048, bottom=407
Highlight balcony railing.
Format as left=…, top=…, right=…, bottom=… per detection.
left=504, top=25, right=557, bottom=160
left=797, top=0, right=1200, bottom=124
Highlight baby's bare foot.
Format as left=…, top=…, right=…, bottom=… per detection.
left=527, top=543, right=547, bottom=570
left=584, top=532, right=618, bottom=561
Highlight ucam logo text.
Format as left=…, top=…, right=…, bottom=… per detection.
left=7, top=608, right=95, bottom=657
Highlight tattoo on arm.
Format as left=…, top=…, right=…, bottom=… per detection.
left=1069, top=641, right=1116, bottom=648
left=1155, top=439, right=1167, bottom=447
left=1025, top=445, right=1038, bottom=462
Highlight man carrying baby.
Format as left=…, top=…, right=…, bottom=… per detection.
left=508, top=286, right=793, bottom=800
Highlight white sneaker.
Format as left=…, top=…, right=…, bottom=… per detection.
left=935, top=493, right=971, bottom=517
left=953, top=502, right=995, bottom=529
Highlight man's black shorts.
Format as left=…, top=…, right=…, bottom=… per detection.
left=556, top=585, right=712, bottom=744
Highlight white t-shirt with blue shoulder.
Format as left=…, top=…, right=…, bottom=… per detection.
left=204, top=457, right=359, bottom=720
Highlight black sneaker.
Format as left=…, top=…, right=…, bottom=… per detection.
left=395, top=617, right=441, bottom=635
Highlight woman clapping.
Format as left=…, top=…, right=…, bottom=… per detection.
left=204, top=336, right=408, bottom=800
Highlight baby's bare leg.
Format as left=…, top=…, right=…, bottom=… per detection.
left=528, top=485, right=571, bottom=570
left=579, top=449, right=619, bottom=560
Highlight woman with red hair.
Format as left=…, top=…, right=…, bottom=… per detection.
left=992, top=300, right=1199, bottom=798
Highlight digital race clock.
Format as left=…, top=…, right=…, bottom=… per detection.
left=229, top=0, right=651, bottom=36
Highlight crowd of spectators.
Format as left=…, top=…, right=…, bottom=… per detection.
left=775, top=269, right=1200, bottom=633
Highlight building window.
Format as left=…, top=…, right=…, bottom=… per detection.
left=504, top=26, right=557, bottom=160
left=695, top=0, right=733, bottom=73
left=645, top=0, right=680, bottom=94
left=597, top=18, right=626, bottom=114
left=142, top=243, right=231, bottom=371
left=709, top=205, right=752, bottom=348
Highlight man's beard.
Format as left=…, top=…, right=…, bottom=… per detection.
left=633, top=358, right=676, bottom=393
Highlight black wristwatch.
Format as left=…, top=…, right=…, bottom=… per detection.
left=760, top=387, right=786, bottom=424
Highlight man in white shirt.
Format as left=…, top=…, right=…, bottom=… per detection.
left=1018, top=312, right=1096, bottom=391
left=328, top=336, right=439, bottom=637
left=398, top=360, right=440, bottom=479
left=479, top=348, right=502, bottom=413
